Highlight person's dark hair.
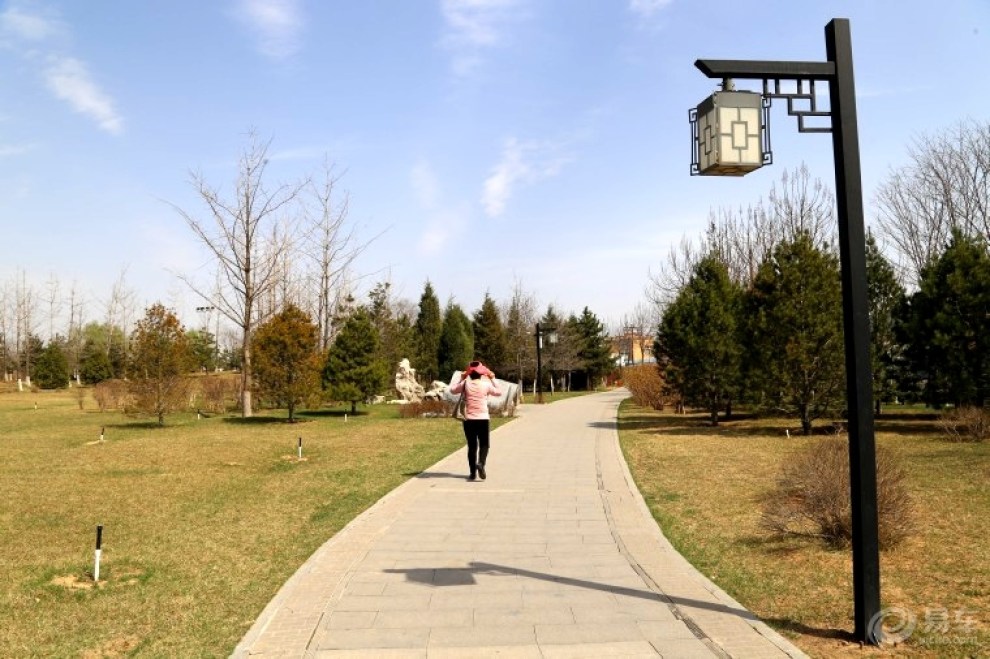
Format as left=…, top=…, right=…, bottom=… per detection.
left=469, top=371, right=482, bottom=380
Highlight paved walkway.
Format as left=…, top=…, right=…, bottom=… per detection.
left=233, top=390, right=807, bottom=658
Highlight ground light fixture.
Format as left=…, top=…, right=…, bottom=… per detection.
left=690, top=18, right=882, bottom=645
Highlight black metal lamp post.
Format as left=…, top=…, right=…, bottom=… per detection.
left=535, top=323, right=557, bottom=404
left=690, top=18, right=881, bottom=645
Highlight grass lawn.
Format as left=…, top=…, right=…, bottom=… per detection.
left=0, top=388, right=508, bottom=657
left=618, top=401, right=989, bottom=658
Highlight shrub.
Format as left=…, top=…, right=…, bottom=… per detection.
left=92, top=380, right=132, bottom=412
left=938, top=406, right=990, bottom=442
left=398, top=398, right=450, bottom=419
left=761, top=436, right=915, bottom=550
left=197, top=375, right=238, bottom=414
left=622, top=364, right=666, bottom=410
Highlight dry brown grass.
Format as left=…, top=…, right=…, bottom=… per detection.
left=0, top=388, right=484, bottom=656
left=618, top=403, right=989, bottom=657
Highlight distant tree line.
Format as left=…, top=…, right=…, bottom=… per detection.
left=651, top=119, right=990, bottom=433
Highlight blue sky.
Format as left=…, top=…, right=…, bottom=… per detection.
left=2, top=0, right=989, bottom=335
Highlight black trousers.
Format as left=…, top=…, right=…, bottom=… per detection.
left=462, top=419, right=490, bottom=474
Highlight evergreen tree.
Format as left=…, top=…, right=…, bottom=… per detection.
left=33, top=339, right=71, bottom=390
left=187, top=329, right=217, bottom=372
left=367, top=281, right=415, bottom=377
left=128, top=304, right=193, bottom=426
left=323, top=309, right=388, bottom=414
left=901, top=230, right=990, bottom=407
left=865, top=233, right=907, bottom=414
left=438, top=302, right=474, bottom=381
left=472, top=293, right=508, bottom=372
left=745, top=232, right=844, bottom=434
left=572, top=307, right=614, bottom=390
left=413, top=281, right=442, bottom=383
left=253, top=304, right=321, bottom=422
left=656, top=256, right=742, bottom=425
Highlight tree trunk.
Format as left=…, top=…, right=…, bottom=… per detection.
left=350, top=400, right=357, bottom=414
left=241, top=331, right=253, bottom=417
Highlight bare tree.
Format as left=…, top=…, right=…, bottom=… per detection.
left=302, top=162, right=376, bottom=351
left=104, top=267, right=135, bottom=368
left=647, top=166, right=835, bottom=306
left=875, top=120, right=990, bottom=285
left=171, top=133, right=304, bottom=417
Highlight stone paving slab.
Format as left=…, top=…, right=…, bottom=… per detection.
left=234, top=391, right=807, bottom=658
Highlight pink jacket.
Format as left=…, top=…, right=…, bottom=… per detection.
left=450, top=377, right=501, bottom=420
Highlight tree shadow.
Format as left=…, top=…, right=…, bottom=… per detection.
left=103, top=421, right=162, bottom=430
left=402, top=471, right=468, bottom=480
left=223, top=416, right=290, bottom=425
left=297, top=409, right=368, bottom=419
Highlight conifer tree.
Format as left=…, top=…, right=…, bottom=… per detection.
left=413, top=281, right=442, bottom=383
left=472, top=293, right=507, bottom=372
left=438, top=302, right=474, bottom=381
left=323, top=309, right=388, bottom=413
left=253, top=304, right=321, bottom=422
left=128, top=304, right=193, bottom=426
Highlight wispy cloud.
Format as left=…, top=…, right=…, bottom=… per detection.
left=234, top=0, right=304, bottom=60
left=0, top=4, right=63, bottom=42
left=481, top=137, right=570, bottom=218
left=1, top=2, right=123, bottom=135
left=439, top=0, right=522, bottom=76
left=45, top=57, right=123, bottom=134
left=0, top=143, right=36, bottom=157
left=628, top=0, right=673, bottom=20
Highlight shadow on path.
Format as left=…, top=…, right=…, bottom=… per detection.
left=384, top=561, right=761, bottom=623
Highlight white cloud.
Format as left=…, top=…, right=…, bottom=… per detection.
left=0, top=143, right=35, bottom=156
left=440, top=0, right=522, bottom=76
left=45, top=56, right=123, bottom=134
left=235, top=0, right=304, bottom=59
left=481, top=137, right=570, bottom=218
left=628, top=0, right=673, bottom=19
left=0, top=4, right=63, bottom=42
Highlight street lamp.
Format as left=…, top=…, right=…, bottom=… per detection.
left=535, top=322, right=557, bottom=404
left=690, top=19, right=881, bottom=645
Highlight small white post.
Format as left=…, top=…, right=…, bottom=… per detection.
left=197, top=410, right=201, bottom=420
left=94, top=525, right=103, bottom=582
left=344, top=414, right=348, bottom=422
left=297, top=437, right=303, bottom=460
left=100, top=427, right=105, bottom=442
left=786, top=428, right=790, bottom=439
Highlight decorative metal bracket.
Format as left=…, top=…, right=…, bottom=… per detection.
left=762, top=78, right=832, bottom=133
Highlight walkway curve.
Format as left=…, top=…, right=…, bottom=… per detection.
left=233, top=390, right=807, bottom=658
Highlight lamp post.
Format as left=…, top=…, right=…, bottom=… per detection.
left=690, top=18, right=881, bottom=645
left=196, top=305, right=219, bottom=372
left=535, top=323, right=557, bottom=404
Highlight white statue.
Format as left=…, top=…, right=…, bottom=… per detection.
left=394, top=358, right=425, bottom=402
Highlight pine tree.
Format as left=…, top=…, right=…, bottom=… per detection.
left=438, top=302, right=474, bottom=381
left=128, top=304, right=193, bottom=426
left=34, top=339, right=71, bottom=390
left=413, top=281, right=442, bottom=383
left=745, top=232, right=844, bottom=434
left=572, top=307, right=614, bottom=390
left=472, top=293, right=507, bottom=372
left=656, top=256, right=742, bottom=425
left=253, top=304, right=321, bottom=422
left=367, top=281, right=415, bottom=377
left=865, top=233, right=906, bottom=414
left=323, top=309, right=388, bottom=414
left=902, top=230, right=990, bottom=407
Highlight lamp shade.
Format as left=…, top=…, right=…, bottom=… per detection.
left=693, top=90, right=765, bottom=176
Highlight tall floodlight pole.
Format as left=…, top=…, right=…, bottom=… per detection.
left=535, top=323, right=544, bottom=404
left=689, top=18, right=880, bottom=644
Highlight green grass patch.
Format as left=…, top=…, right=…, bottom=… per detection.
left=617, top=401, right=989, bottom=657
left=0, top=389, right=496, bottom=656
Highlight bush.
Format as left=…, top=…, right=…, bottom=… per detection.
left=196, top=375, right=239, bottom=414
left=761, top=436, right=915, bottom=550
left=398, top=398, right=451, bottom=419
left=622, top=364, right=666, bottom=410
left=92, top=380, right=132, bottom=412
left=938, top=406, right=990, bottom=442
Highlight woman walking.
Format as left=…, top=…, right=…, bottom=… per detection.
left=449, top=360, right=501, bottom=481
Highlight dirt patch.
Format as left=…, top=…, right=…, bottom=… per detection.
left=81, top=634, right=141, bottom=658
left=51, top=574, right=101, bottom=590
